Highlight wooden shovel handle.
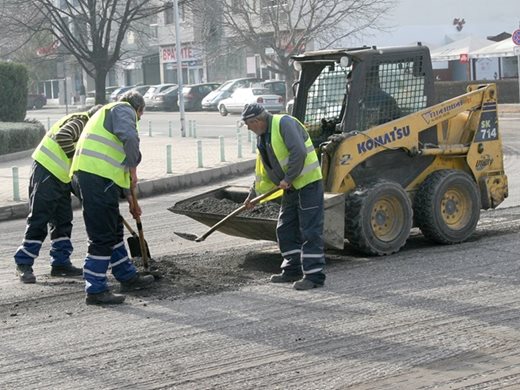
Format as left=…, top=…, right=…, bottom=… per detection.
left=121, top=216, right=137, bottom=237
left=196, top=186, right=280, bottom=242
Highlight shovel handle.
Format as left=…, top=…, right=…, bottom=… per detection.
left=196, top=186, right=280, bottom=242
left=121, top=216, right=138, bottom=237
left=130, top=186, right=150, bottom=270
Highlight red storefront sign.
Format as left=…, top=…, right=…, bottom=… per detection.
left=161, top=46, right=198, bottom=63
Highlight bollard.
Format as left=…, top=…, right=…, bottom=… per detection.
left=192, top=120, right=197, bottom=138
left=251, top=136, right=257, bottom=154
left=168, top=121, right=173, bottom=137
left=188, top=120, right=193, bottom=137
left=219, top=136, right=226, bottom=162
left=237, top=132, right=243, bottom=159
left=197, top=140, right=203, bottom=168
left=148, top=120, right=152, bottom=137
left=47, top=117, right=51, bottom=130
left=166, top=145, right=172, bottom=174
left=12, top=166, right=20, bottom=201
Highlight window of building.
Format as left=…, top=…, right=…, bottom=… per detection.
left=149, top=24, right=158, bottom=39
left=127, top=30, right=135, bottom=44
left=165, top=3, right=174, bottom=25
left=261, top=0, right=288, bottom=23
left=164, top=1, right=186, bottom=24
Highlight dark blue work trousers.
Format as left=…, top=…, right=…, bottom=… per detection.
left=276, top=180, right=326, bottom=284
left=14, top=161, right=73, bottom=267
left=75, top=171, right=136, bottom=293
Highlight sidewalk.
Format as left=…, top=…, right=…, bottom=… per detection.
left=0, top=129, right=257, bottom=221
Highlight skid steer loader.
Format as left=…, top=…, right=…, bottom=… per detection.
left=170, top=44, right=508, bottom=256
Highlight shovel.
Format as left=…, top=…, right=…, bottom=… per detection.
left=174, top=187, right=280, bottom=242
left=122, top=216, right=151, bottom=259
left=128, top=186, right=159, bottom=278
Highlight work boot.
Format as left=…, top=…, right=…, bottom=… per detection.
left=86, top=290, right=126, bottom=305
left=51, top=264, right=83, bottom=277
left=120, top=273, right=154, bottom=292
left=270, top=272, right=303, bottom=283
left=293, top=278, right=324, bottom=291
left=16, top=264, right=36, bottom=284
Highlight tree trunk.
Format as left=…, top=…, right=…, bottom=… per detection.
left=94, top=71, right=108, bottom=105
left=284, top=65, right=297, bottom=100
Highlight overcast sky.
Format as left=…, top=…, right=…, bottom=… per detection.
left=351, top=0, right=520, bottom=47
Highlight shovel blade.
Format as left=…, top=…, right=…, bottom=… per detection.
left=174, top=231, right=200, bottom=242
left=127, top=236, right=151, bottom=258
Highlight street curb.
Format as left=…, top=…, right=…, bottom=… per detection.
left=136, top=159, right=255, bottom=198
left=0, top=150, right=33, bottom=163
left=0, top=159, right=255, bottom=222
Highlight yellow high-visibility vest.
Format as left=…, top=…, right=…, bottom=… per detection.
left=255, top=114, right=322, bottom=198
left=32, top=112, right=88, bottom=183
left=70, top=102, right=137, bottom=189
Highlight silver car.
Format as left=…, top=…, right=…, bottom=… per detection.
left=144, top=83, right=176, bottom=110
left=217, top=87, right=284, bottom=116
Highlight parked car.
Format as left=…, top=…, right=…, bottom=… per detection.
left=27, top=93, right=47, bottom=109
left=105, top=86, right=120, bottom=101
left=178, top=83, right=220, bottom=111
left=261, top=80, right=287, bottom=104
left=86, top=86, right=121, bottom=106
left=129, top=85, right=151, bottom=96
left=217, top=87, right=284, bottom=116
left=110, top=86, right=134, bottom=102
left=201, top=77, right=264, bottom=111
left=85, top=90, right=96, bottom=107
left=144, top=83, right=176, bottom=110
left=286, top=98, right=294, bottom=114
left=146, top=85, right=179, bottom=111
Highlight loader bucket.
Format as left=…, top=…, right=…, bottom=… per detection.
left=169, top=185, right=345, bottom=249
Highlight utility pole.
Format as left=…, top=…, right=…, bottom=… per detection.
left=174, top=0, right=186, bottom=137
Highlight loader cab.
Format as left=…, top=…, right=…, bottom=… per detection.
left=291, top=45, right=435, bottom=145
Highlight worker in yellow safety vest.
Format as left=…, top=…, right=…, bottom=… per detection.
left=14, top=104, right=102, bottom=284
left=242, top=103, right=326, bottom=290
left=71, top=91, right=154, bottom=305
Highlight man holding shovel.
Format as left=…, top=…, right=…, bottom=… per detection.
left=71, top=91, right=154, bottom=305
left=242, top=104, right=326, bottom=290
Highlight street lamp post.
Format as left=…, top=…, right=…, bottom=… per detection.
left=173, top=0, right=186, bottom=137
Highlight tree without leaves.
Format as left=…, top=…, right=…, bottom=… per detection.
left=190, top=0, right=394, bottom=98
left=3, top=0, right=170, bottom=104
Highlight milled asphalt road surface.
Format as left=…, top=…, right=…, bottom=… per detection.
left=1, top=106, right=520, bottom=389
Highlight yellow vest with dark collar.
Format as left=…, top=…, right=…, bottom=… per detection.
left=32, top=112, right=88, bottom=183
left=255, top=114, right=322, bottom=195
left=70, top=102, right=136, bottom=189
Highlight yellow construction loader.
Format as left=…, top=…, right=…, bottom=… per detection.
left=171, top=44, right=508, bottom=256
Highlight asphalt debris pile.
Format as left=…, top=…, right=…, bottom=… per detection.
left=127, top=250, right=276, bottom=299
left=172, top=197, right=280, bottom=219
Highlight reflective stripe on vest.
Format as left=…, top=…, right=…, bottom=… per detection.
left=255, top=114, right=322, bottom=194
left=70, top=102, right=135, bottom=188
left=32, top=112, right=87, bottom=183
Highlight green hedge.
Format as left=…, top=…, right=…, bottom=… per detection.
left=0, top=62, right=29, bottom=122
left=0, top=120, right=46, bottom=156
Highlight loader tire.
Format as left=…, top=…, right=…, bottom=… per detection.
left=414, top=170, right=480, bottom=244
left=345, top=180, right=413, bottom=256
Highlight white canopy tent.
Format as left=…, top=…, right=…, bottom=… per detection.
left=470, top=37, right=519, bottom=81
left=430, top=35, right=492, bottom=61
left=470, top=37, right=519, bottom=58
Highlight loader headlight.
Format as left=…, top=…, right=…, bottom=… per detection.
left=339, top=56, right=351, bottom=68
left=293, top=61, right=302, bottom=71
